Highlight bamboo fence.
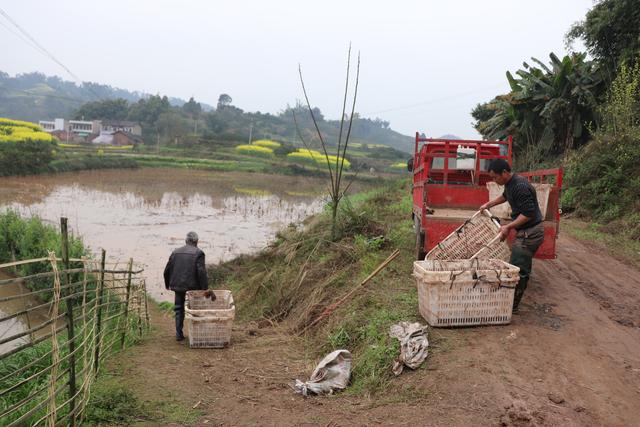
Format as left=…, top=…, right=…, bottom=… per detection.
left=0, top=218, right=149, bottom=427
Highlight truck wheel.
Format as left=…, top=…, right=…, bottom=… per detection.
left=414, top=217, right=426, bottom=260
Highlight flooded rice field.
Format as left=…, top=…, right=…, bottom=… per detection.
left=0, top=168, right=341, bottom=303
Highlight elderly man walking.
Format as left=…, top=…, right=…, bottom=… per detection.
left=163, top=231, right=209, bottom=341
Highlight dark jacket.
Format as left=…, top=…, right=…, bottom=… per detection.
left=502, top=174, right=543, bottom=230
left=163, top=244, right=208, bottom=292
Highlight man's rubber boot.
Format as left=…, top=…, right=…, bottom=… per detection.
left=509, top=245, right=532, bottom=313
left=512, top=276, right=529, bottom=313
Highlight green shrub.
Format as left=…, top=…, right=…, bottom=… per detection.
left=0, top=211, right=87, bottom=299
left=563, top=62, right=640, bottom=226
left=0, top=139, right=56, bottom=176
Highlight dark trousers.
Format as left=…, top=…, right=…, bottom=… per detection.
left=174, top=290, right=186, bottom=338
left=509, top=222, right=545, bottom=309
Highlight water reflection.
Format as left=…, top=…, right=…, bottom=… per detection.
left=0, top=169, right=332, bottom=302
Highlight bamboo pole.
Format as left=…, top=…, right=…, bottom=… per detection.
left=119, top=258, right=133, bottom=349
left=80, top=256, right=91, bottom=415
left=60, top=218, right=77, bottom=427
left=142, top=279, right=150, bottom=330
left=93, top=249, right=106, bottom=375
left=46, top=251, right=62, bottom=427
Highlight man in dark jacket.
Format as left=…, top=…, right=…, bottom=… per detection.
left=163, top=231, right=209, bottom=341
left=480, top=159, right=545, bottom=313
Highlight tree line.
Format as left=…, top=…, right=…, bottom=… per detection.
left=72, top=94, right=413, bottom=152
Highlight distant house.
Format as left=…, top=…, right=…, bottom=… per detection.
left=101, top=120, right=142, bottom=136
left=50, top=130, right=69, bottom=141
left=113, top=131, right=143, bottom=146
left=92, top=130, right=143, bottom=146
left=39, top=118, right=143, bottom=139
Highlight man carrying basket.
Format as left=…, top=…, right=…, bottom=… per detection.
left=163, top=231, right=210, bottom=341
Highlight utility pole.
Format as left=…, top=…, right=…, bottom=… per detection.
left=248, top=120, right=253, bottom=144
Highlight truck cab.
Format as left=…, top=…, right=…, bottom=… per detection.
left=410, top=133, right=562, bottom=260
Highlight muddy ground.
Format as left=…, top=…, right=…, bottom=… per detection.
left=109, top=233, right=640, bottom=426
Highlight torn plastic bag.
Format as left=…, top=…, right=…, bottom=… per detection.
left=294, top=349, right=351, bottom=396
left=389, top=321, right=428, bottom=376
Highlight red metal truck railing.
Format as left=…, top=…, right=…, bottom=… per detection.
left=414, top=133, right=513, bottom=186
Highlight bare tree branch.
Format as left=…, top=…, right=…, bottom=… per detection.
left=337, top=51, right=360, bottom=195
left=341, top=167, right=361, bottom=200
left=298, top=64, right=335, bottom=196
left=296, top=49, right=362, bottom=240
left=336, top=44, right=352, bottom=179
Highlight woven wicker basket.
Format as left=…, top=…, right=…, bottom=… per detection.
left=413, top=259, right=520, bottom=327
left=185, top=290, right=235, bottom=348
left=425, top=209, right=510, bottom=261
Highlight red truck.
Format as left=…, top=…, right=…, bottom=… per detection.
left=410, top=134, right=563, bottom=260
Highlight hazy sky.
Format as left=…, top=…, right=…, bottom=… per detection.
left=1, top=1, right=594, bottom=138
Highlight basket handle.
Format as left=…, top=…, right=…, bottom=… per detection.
left=469, top=234, right=502, bottom=260
left=479, top=208, right=503, bottom=227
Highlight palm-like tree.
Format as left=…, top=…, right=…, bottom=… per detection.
left=473, top=52, right=605, bottom=158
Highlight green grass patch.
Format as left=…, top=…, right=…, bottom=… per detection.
left=82, top=376, right=203, bottom=426
left=563, top=218, right=640, bottom=269
left=83, top=378, right=145, bottom=426
left=156, top=301, right=174, bottom=315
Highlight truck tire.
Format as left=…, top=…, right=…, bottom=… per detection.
left=414, top=216, right=426, bottom=260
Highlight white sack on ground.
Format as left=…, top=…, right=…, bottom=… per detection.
left=389, top=321, right=428, bottom=376
left=294, top=349, right=352, bottom=396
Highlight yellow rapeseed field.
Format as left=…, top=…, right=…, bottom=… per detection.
left=252, top=139, right=281, bottom=148
left=235, top=144, right=275, bottom=157
left=286, top=148, right=351, bottom=169
left=0, top=118, right=54, bottom=143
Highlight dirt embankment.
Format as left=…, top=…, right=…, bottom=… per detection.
left=110, top=233, right=640, bottom=426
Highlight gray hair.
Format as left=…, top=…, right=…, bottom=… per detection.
left=185, top=231, right=199, bottom=245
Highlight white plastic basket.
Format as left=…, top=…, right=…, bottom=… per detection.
left=185, top=290, right=235, bottom=348
left=425, top=209, right=510, bottom=261
left=487, top=182, right=552, bottom=219
left=413, top=259, right=520, bottom=327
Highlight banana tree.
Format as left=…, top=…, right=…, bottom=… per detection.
left=473, top=52, right=604, bottom=158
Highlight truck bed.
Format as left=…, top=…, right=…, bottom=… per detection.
left=427, top=208, right=478, bottom=220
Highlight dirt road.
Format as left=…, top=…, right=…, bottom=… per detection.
left=113, top=233, right=640, bottom=426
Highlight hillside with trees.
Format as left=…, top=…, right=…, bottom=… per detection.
left=0, top=72, right=414, bottom=153
left=0, top=71, right=208, bottom=123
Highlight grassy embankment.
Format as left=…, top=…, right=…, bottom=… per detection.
left=209, top=178, right=450, bottom=395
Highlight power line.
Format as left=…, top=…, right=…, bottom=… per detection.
left=362, top=83, right=507, bottom=116
left=0, top=7, right=102, bottom=100
left=0, top=16, right=46, bottom=55
left=0, top=88, right=87, bottom=104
